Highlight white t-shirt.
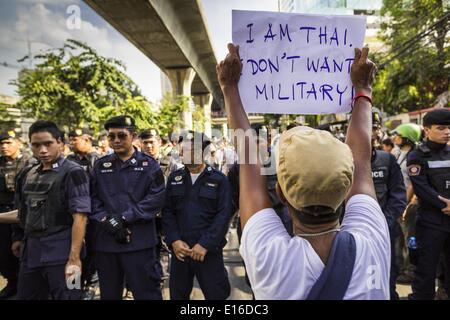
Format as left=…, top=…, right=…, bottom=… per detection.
left=190, top=172, right=201, bottom=185
left=240, top=194, right=391, bottom=300
left=397, top=150, right=411, bottom=189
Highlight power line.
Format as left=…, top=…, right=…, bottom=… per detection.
left=379, top=12, right=450, bottom=68
left=0, top=61, right=21, bottom=70
left=372, top=7, right=447, bottom=56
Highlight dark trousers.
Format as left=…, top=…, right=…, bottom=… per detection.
left=389, top=231, right=399, bottom=300
left=169, top=251, right=230, bottom=300
left=410, top=221, right=450, bottom=300
left=81, top=223, right=96, bottom=288
left=96, top=248, right=162, bottom=300
left=17, top=261, right=81, bottom=300
left=397, top=203, right=417, bottom=276
left=0, top=224, right=19, bottom=286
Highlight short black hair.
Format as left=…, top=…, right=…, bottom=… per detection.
left=381, top=138, right=394, bottom=148
left=28, top=120, right=64, bottom=141
left=291, top=205, right=342, bottom=225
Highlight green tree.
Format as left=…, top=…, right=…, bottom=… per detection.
left=11, top=39, right=157, bottom=134
left=192, top=102, right=206, bottom=133
left=374, top=0, right=449, bottom=114
left=0, top=102, right=16, bottom=131
left=156, top=93, right=189, bottom=136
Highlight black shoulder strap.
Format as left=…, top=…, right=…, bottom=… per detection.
left=306, top=231, right=356, bottom=300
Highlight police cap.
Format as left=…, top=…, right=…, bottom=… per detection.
left=0, top=130, right=18, bottom=141
left=178, top=130, right=211, bottom=152
left=104, top=115, right=136, bottom=131
left=68, top=127, right=92, bottom=138
left=423, top=108, right=450, bottom=127
left=139, top=128, right=159, bottom=140
left=372, top=107, right=382, bottom=126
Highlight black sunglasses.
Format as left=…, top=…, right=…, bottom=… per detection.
left=107, top=132, right=130, bottom=141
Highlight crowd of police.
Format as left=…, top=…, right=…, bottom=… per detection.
left=0, top=107, right=450, bottom=300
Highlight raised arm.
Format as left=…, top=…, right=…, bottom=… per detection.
left=0, top=210, right=19, bottom=224
left=345, top=47, right=378, bottom=201
left=217, top=44, right=272, bottom=229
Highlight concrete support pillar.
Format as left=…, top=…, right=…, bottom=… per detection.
left=193, top=93, right=213, bottom=138
left=222, top=122, right=228, bottom=139
left=165, top=67, right=196, bottom=130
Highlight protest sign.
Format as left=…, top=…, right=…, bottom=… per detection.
left=232, top=10, right=367, bottom=114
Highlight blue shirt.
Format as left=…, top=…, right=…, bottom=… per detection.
left=162, top=166, right=233, bottom=252
left=90, top=150, right=165, bottom=252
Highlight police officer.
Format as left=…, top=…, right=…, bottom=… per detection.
left=14, top=120, right=89, bottom=300
left=139, top=128, right=179, bottom=178
left=139, top=128, right=179, bottom=282
left=162, top=131, right=233, bottom=300
left=67, top=128, right=100, bottom=173
left=391, top=123, right=422, bottom=284
left=407, top=108, right=450, bottom=300
left=90, top=116, right=165, bottom=300
left=66, top=128, right=101, bottom=299
left=97, top=131, right=113, bottom=156
left=0, top=131, right=31, bottom=299
left=371, top=109, right=407, bottom=300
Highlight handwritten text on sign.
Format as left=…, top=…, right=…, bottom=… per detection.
left=232, top=10, right=366, bottom=114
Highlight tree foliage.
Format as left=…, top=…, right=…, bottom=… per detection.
left=0, top=102, right=16, bottom=131
left=11, top=39, right=157, bottom=134
left=10, top=39, right=201, bottom=136
left=374, top=0, right=449, bottom=114
left=156, top=94, right=189, bottom=136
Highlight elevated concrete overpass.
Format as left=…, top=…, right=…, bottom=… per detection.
left=84, top=0, right=223, bottom=134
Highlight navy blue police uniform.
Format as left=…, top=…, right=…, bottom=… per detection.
left=162, top=165, right=233, bottom=300
left=407, top=141, right=450, bottom=299
left=66, top=149, right=100, bottom=295
left=15, top=156, right=90, bottom=299
left=90, top=150, right=166, bottom=300
left=0, top=131, right=32, bottom=299
left=66, top=152, right=99, bottom=174
left=371, top=149, right=407, bottom=299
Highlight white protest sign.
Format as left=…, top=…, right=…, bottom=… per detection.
left=232, top=10, right=367, bottom=114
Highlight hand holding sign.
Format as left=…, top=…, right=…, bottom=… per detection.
left=232, top=10, right=367, bottom=114
left=217, top=43, right=243, bottom=89
left=350, top=47, right=377, bottom=94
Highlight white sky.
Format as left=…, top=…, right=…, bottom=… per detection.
left=0, top=0, right=278, bottom=103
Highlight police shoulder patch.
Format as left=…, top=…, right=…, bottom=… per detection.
left=407, top=164, right=421, bottom=176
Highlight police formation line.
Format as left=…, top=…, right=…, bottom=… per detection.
left=1, top=108, right=450, bottom=300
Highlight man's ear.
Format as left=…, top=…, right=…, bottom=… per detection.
left=276, top=183, right=288, bottom=206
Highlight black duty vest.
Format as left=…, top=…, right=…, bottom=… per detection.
left=418, top=143, right=450, bottom=199
left=20, top=160, right=77, bottom=236
left=371, top=150, right=391, bottom=211
left=0, top=154, right=30, bottom=209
